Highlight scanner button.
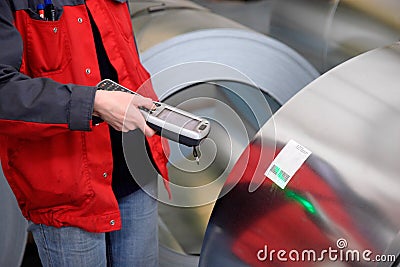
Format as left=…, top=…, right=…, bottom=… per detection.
left=199, top=124, right=207, bottom=130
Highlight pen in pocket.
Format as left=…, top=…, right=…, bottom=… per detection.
left=36, top=3, right=45, bottom=19
left=44, top=0, right=56, bottom=21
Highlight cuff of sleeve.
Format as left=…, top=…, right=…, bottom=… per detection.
left=69, top=85, right=97, bottom=131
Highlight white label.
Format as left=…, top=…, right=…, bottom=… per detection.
left=265, top=140, right=312, bottom=189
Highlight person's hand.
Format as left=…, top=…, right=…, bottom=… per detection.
left=93, top=90, right=156, bottom=136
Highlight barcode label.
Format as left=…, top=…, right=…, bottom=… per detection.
left=265, top=140, right=311, bottom=189
left=269, top=164, right=290, bottom=182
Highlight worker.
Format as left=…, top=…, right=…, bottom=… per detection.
left=0, top=0, right=169, bottom=266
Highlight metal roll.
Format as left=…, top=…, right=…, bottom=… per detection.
left=129, top=0, right=318, bottom=265
left=200, top=43, right=400, bottom=266
left=269, top=0, right=400, bottom=72
left=0, top=167, right=28, bottom=266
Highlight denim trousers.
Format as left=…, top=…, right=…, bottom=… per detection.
left=29, top=186, right=159, bottom=267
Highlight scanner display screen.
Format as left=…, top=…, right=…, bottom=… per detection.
left=158, top=108, right=201, bottom=131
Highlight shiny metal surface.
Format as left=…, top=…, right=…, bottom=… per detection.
left=269, top=0, right=400, bottom=72
left=200, top=43, right=400, bottom=266
left=139, top=29, right=318, bottom=104
left=130, top=0, right=247, bottom=53
left=190, top=0, right=273, bottom=35
left=129, top=1, right=319, bottom=265
left=0, top=167, right=28, bottom=266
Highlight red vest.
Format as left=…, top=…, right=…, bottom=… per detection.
left=3, top=0, right=168, bottom=232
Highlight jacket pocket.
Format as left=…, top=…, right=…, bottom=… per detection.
left=24, top=8, right=72, bottom=77
left=5, top=132, right=94, bottom=211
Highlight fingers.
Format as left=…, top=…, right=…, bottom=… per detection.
left=125, top=99, right=156, bottom=136
left=122, top=119, right=155, bottom=136
left=143, top=124, right=156, bottom=137
left=128, top=95, right=157, bottom=136
left=131, top=95, right=155, bottom=110
left=94, top=90, right=157, bottom=136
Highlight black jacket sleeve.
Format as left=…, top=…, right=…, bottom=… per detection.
left=0, top=1, right=97, bottom=139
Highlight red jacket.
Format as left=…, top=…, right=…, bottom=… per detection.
left=0, top=0, right=168, bottom=232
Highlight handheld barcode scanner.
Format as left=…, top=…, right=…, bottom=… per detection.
left=96, top=79, right=211, bottom=164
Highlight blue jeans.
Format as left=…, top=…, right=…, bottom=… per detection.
left=29, top=187, right=159, bottom=267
